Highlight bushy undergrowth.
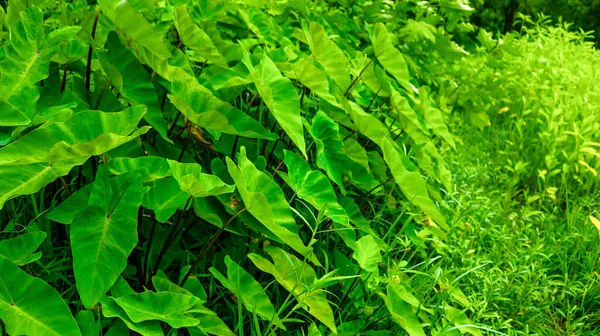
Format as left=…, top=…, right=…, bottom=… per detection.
left=440, top=14, right=600, bottom=336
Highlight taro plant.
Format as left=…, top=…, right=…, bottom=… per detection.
left=0, top=0, right=480, bottom=335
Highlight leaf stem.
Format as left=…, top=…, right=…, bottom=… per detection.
left=344, top=59, right=372, bottom=97
left=337, top=268, right=362, bottom=312
left=60, top=64, right=68, bottom=93
left=179, top=207, right=247, bottom=287
left=151, top=196, right=193, bottom=278
left=85, top=10, right=101, bottom=92
left=93, top=81, right=110, bottom=110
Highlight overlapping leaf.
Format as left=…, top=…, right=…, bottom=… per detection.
left=226, top=147, right=318, bottom=265
left=249, top=246, right=336, bottom=334
left=168, top=69, right=276, bottom=139
left=71, top=169, right=144, bottom=309
left=0, top=255, right=81, bottom=336
left=242, top=52, right=307, bottom=156
left=0, top=106, right=149, bottom=208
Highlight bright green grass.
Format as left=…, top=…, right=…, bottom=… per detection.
left=442, top=128, right=600, bottom=335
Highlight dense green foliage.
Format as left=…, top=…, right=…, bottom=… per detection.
left=0, top=0, right=599, bottom=335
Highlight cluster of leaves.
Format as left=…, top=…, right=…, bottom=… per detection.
left=0, top=0, right=487, bottom=335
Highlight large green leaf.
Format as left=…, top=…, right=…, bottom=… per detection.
left=344, top=101, right=390, bottom=147
left=71, top=169, right=144, bottom=309
left=308, top=110, right=349, bottom=194
left=420, top=88, right=455, bottom=149
left=173, top=6, right=227, bottom=68
left=108, top=156, right=171, bottom=182
left=381, top=138, right=447, bottom=229
left=0, top=231, right=46, bottom=265
left=99, top=32, right=170, bottom=143
left=209, top=255, right=283, bottom=328
left=371, top=23, right=412, bottom=93
left=384, top=283, right=426, bottom=336
left=168, top=160, right=234, bottom=197
left=46, top=184, right=93, bottom=225
left=305, top=22, right=350, bottom=90
left=143, top=177, right=189, bottom=222
left=113, top=291, right=202, bottom=328
left=0, top=106, right=149, bottom=209
left=249, top=246, right=336, bottom=333
left=226, top=147, right=319, bottom=265
left=352, top=235, right=381, bottom=272
left=242, top=52, right=307, bottom=157
left=283, top=150, right=349, bottom=226
left=0, top=7, right=77, bottom=126
left=168, top=69, right=276, bottom=140
left=98, top=0, right=172, bottom=60
left=0, top=255, right=81, bottom=336
left=100, top=296, right=163, bottom=336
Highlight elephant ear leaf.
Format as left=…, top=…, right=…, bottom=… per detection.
left=248, top=246, right=336, bottom=334
left=352, top=235, right=381, bottom=273
left=0, top=106, right=150, bottom=209
left=242, top=51, right=307, bottom=157
left=98, top=32, right=171, bottom=143
left=308, top=110, right=349, bottom=195
left=0, top=231, right=46, bottom=266
left=381, top=138, right=447, bottom=229
left=113, top=291, right=202, bottom=328
left=70, top=168, right=145, bottom=309
left=0, top=7, right=76, bottom=127
left=226, top=147, right=319, bottom=265
left=168, top=160, right=235, bottom=198
left=384, top=283, right=426, bottom=336
left=283, top=150, right=349, bottom=226
left=98, top=0, right=172, bottom=60
left=173, top=6, right=228, bottom=68
left=371, top=23, right=412, bottom=94
left=305, top=22, right=350, bottom=90
left=0, top=255, right=81, bottom=336
left=209, top=255, right=284, bottom=329
left=168, top=69, right=276, bottom=140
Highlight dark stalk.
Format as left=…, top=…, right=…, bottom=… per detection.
left=179, top=207, right=247, bottom=287
left=85, top=10, right=101, bottom=92
left=231, top=93, right=259, bottom=159
left=144, top=219, right=157, bottom=285
left=365, top=88, right=381, bottom=112
left=60, top=64, right=68, bottom=93
left=90, top=157, right=98, bottom=180
left=178, top=134, right=190, bottom=162
left=93, top=81, right=110, bottom=110
left=151, top=196, right=192, bottom=277
left=267, top=130, right=284, bottom=165
left=338, top=269, right=362, bottom=311
left=59, top=177, right=72, bottom=197
left=354, top=177, right=394, bottom=204
left=160, top=88, right=168, bottom=112
left=344, top=59, right=372, bottom=97
left=168, top=111, right=182, bottom=138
